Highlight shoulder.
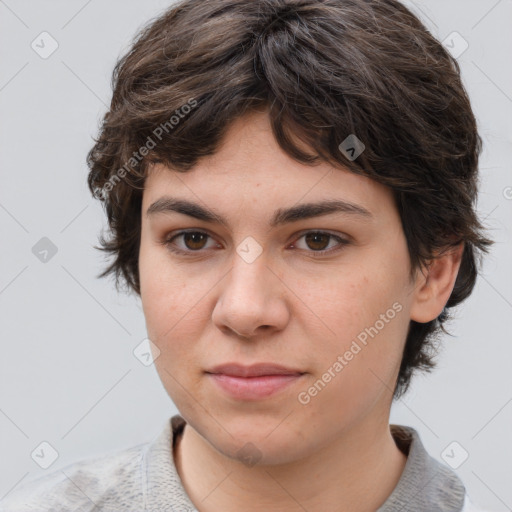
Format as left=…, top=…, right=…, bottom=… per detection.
left=387, top=424, right=494, bottom=512
left=0, top=442, right=148, bottom=512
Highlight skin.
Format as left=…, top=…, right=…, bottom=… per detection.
left=138, top=110, right=463, bottom=512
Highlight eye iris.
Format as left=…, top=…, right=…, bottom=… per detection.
left=184, top=232, right=208, bottom=250
left=305, top=233, right=330, bottom=251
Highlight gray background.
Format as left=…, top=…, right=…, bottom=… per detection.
left=0, top=1, right=511, bottom=510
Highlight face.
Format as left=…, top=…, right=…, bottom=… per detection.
left=139, top=110, right=417, bottom=465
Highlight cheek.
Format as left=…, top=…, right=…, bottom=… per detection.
left=139, top=244, right=195, bottom=352
left=299, top=265, right=406, bottom=344
left=141, top=275, right=203, bottom=350
left=295, top=274, right=408, bottom=428
left=140, top=236, right=196, bottom=321
left=295, top=252, right=410, bottom=391
left=138, top=244, right=224, bottom=388
left=139, top=257, right=209, bottom=408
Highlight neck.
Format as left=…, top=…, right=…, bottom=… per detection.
left=174, top=413, right=408, bottom=512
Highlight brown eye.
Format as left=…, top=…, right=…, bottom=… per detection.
left=304, top=232, right=331, bottom=251
left=162, top=229, right=349, bottom=258
left=291, top=231, right=350, bottom=257
left=182, top=232, right=209, bottom=250
left=163, top=230, right=217, bottom=255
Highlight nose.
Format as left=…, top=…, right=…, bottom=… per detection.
left=211, top=254, right=290, bottom=340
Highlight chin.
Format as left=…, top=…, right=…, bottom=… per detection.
left=193, top=413, right=313, bottom=467
left=225, top=433, right=309, bottom=467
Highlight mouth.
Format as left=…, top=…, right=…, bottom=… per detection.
left=206, top=362, right=305, bottom=378
left=205, top=362, right=306, bottom=400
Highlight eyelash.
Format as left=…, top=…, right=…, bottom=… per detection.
left=160, top=229, right=350, bottom=258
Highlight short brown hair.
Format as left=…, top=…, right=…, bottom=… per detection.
left=87, top=0, right=493, bottom=400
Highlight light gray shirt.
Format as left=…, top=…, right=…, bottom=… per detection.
left=0, top=415, right=487, bottom=511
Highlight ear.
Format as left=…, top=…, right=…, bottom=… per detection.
left=410, top=243, right=464, bottom=323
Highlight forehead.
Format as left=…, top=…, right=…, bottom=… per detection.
left=142, top=111, right=395, bottom=221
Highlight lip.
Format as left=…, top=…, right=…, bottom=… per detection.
left=205, top=363, right=305, bottom=400
left=206, top=362, right=304, bottom=377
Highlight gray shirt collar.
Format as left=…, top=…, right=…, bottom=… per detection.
left=142, top=415, right=466, bottom=512
left=377, top=424, right=466, bottom=511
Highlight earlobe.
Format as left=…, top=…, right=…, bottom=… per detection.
left=410, top=243, right=464, bottom=323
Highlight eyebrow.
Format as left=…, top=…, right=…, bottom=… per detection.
left=146, top=196, right=373, bottom=227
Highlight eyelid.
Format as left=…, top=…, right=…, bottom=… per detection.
left=162, top=228, right=220, bottom=253
left=289, top=230, right=351, bottom=255
left=161, top=228, right=351, bottom=256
